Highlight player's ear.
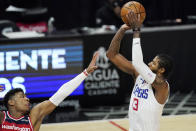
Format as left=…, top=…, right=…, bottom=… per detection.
left=8, top=99, right=15, bottom=106
left=159, top=67, right=165, bottom=74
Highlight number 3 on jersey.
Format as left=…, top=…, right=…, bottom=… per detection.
left=132, top=98, right=139, bottom=111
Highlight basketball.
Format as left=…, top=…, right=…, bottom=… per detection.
left=121, top=1, right=146, bottom=25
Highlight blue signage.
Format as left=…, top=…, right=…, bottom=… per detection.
left=0, top=40, right=83, bottom=99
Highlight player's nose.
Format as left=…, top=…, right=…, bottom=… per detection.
left=25, top=97, right=29, bottom=102
left=148, top=62, right=152, bottom=67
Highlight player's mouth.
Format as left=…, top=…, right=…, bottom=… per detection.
left=25, top=103, right=30, bottom=108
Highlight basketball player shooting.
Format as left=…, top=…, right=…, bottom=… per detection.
left=106, top=11, right=173, bottom=131
left=0, top=52, right=99, bottom=131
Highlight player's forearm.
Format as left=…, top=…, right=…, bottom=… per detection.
left=106, top=27, right=126, bottom=58
left=49, top=70, right=88, bottom=106
left=132, top=38, right=156, bottom=84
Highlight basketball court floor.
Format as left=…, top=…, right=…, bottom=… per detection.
left=41, top=114, right=196, bottom=131
left=40, top=91, right=196, bottom=130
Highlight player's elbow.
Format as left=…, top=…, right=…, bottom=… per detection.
left=106, top=50, right=115, bottom=60
left=132, top=60, right=139, bottom=68
left=132, top=60, right=143, bottom=71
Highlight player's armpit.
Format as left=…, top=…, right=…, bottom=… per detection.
left=30, top=100, right=56, bottom=126
left=152, top=77, right=168, bottom=89
left=152, top=79, right=169, bottom=104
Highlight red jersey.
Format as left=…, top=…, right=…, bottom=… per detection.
left=0, top=111, right=33, bottom=131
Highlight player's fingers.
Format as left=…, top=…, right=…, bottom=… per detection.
left=137, top=14, right=141, bottom=22
left=93, top=51, right=99, bottom=59
left=127, top=11, right=133, bottom=25
left=132, top=12, right=137, bottom=22
left=89, top=51, right=99, bottom=67
left=127, top=11, right=133, bottom=20
left=92, top=52, right=99, bottom=63
left=92, top=66, right=98, bottom=70
left=128, top=10, right=134, bottom=23
left=88, top=66, right=98, bottom=74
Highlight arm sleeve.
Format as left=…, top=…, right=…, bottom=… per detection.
left=49, top=70, right=88, bottom=106
left=132, top=38, right=156, bottom=84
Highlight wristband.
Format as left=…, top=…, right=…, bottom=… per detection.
left=83, top=69, right=89, bottom=76
left=133, top=28, right=140, bottom=32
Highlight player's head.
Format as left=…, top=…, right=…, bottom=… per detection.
left=148, top=54, right=173, bottom=78
left=108, top=0, right=125, bottom=7
left=108, top=0, right=125, bottom=17
left=4, top=88, right=30, bottom=113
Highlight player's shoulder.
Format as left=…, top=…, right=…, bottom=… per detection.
left=135, top=75, right=142, bottom=82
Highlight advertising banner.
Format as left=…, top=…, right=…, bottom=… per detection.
left=0, top=40, right=84, bottom=99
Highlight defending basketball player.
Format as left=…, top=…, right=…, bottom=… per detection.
left=106, top=11, right=173, bottom=131
left=0, top=52, right=99, bottom=131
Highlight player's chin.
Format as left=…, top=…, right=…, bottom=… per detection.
left=24, top=105, right=30, bottom=112
left=149, top=66, right=153, bottom=71
left=24, top=109, right=30, bottom=115
left=151, top=69, right=157, bottom=74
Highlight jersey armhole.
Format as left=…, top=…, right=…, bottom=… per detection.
left=28, top=116, right=34, bottom=131
left=2, top=111, right=6, bottom=123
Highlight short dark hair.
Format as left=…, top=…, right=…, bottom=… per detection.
left=157, top=54, right=173, bottom=78
left=4, top=88, right=24, bottom=109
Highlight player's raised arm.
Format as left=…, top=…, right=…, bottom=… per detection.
left=126, top=11, right=156, bottom=84
left=106, top=24, right=139, bottom=79
left=30, top=52, right=99, bottom=130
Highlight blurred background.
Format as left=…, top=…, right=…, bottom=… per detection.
left=0, top=0, right=196, bottom=125
left=0, top=0, right=196, bottom=32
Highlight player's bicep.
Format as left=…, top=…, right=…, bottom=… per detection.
left=30, top=100, right=56, bottom=125
left=109, top=54, right=139, bottom=77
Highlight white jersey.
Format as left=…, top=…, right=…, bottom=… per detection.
left=129, top=75, right=169, bottom=131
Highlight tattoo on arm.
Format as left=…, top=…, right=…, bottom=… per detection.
left=108, top=28, right=126, bottom=55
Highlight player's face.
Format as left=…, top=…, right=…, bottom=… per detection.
left=148, top=56, right=160, bottom=73
left=12, top=92, right=30, bottom=113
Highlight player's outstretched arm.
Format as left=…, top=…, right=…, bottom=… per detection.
left=30, top=52, right=99, bottom=130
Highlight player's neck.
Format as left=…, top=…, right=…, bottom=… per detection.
left=8, top=108, right=24, bottom=119
left=157, top=74, right=166, bottom=82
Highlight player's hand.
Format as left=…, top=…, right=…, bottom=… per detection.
left=120, top=24, right=131, bottom=31
left=126, top=11, right=141, bottom=30
left=86, top=52, right=99, bottom=74
left=0, top=85, right=4, bottom=92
